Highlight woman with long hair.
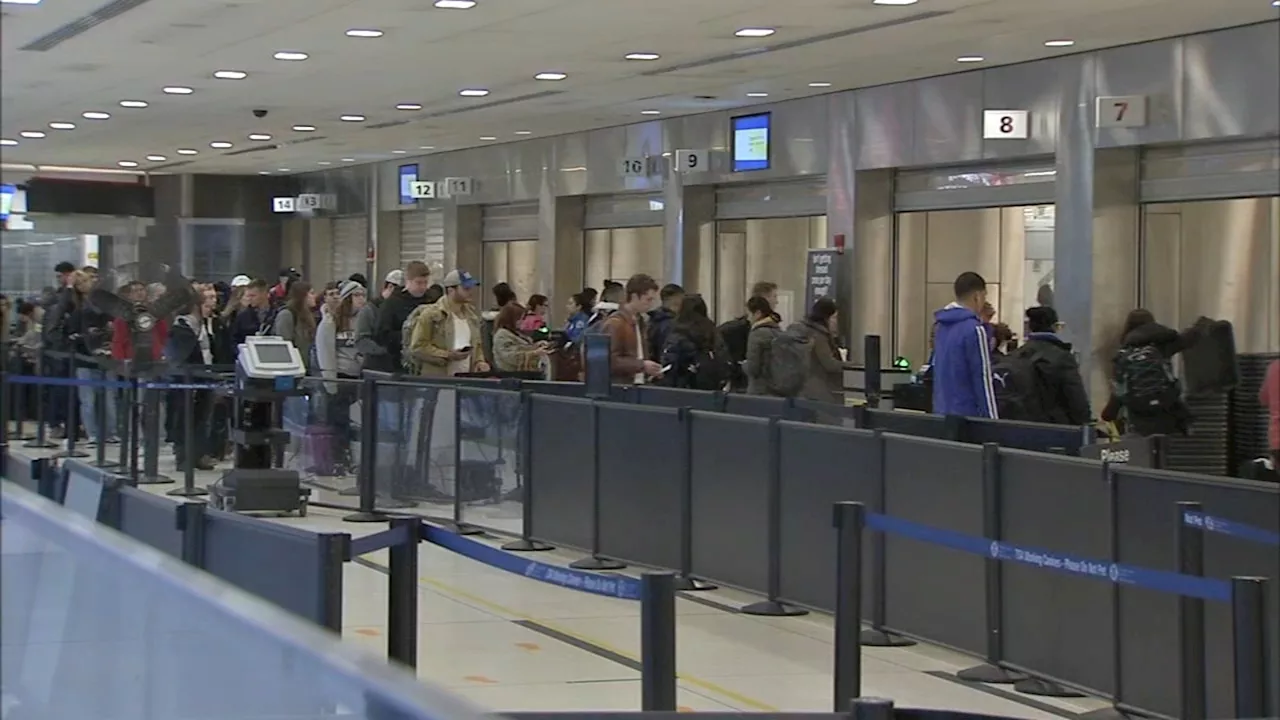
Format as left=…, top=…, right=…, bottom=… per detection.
left=1100, top=307, right=1207, bottom=437
left=272, top=280, right=317, bottom=366
left=492, top=302, right=550, bottom=373
left=314, top=280, right=367, bottom=474
left=744, top=295, right=783, bottom=395
left=660, top=294, right=730, bottom=390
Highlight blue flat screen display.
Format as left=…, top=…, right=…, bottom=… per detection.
left=398, top=164, right=418, bottom=205
left=0, top=184, right=15, bottom=220
left=731, top=113, right=771, bottom=172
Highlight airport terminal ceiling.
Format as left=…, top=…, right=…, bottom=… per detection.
left=1, top=0, right=1277, bottom=174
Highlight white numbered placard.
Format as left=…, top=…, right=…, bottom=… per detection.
left=619, top=157, right=647, bottom=177
left=1095, top=95, right=1147, bottom=128
left=409, top=181, right=437, bottom=199
left=296, top=193, right=323, bottom=211
left=271, top=197, right=296, bottom=213
left=443, top=177, right=473, bottom=197
left=982, top=110, right=1030, bottom=140
left=675, top=149, right=709, bottom=173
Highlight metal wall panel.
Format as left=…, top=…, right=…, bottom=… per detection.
left=1140, top=139, right=1280, bottom=202
left=399, top=209, right=445, bottom=272
left=1182, top=23, right=1280, bottom=142
left=894, top=160, right=1057, bottom=211
left=583, top=193, right=664, bottom=229
left=330, top=216, right=367, bottom=284
left=912, top=72, right=984, bottom=167
left=715, top=178, right=828, bottom=220
left=855, top=83, right=916, bottom=170
left=1094, top=38, right=1184, bottom=148
left=481, top=202, right=539, bottom=242
left=981, top=57, right=1063, bottom=161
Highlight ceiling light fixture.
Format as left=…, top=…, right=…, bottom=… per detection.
left=345, top=28, right=384, bottom=38
left=514, top=130, right=532, bottom=135
left=534, top=72, right=567, bottom=81
left=1, top=0, right=44, bottom=5
left=317, top=161, right=332, bottom=165
left=640, top=109, right=661, bottom=115
left=340, top=114, right=366, bottom=122
left=419, top=145, right=435, bottom=150
left=459, top=88, right=490, bottom=97
left=49, top=122, right=76, bottom=130
left=176, top=148, right=199, bottom=155
left=119, top=100, right=148, bottom=108
left=210, top=141, right=233, bottom=149
left=341, top=158, right=356, bottom=162
left=248, top=133, right=272, bottom=141
left=0, top=139, right=17, bottom=146
left=19, top=131, right=45, bottom=138
left=625, top=52, right=660, bottom=61
left=292, top=125, right=317, bottom=132
left=162, top=86, right=194, bottom=94
left=117, top=161, right=139, bottom=168
left=1044, top=39, right=1075, bottom=47
left=391, top=150, right=407, bottom=154
left=278, top=168, right=291, bottom=172
left=82, top=111, right=111, bottom=120
left=734, top=28, right=775, bottom=38
left=956, top=55, right=985, bottom=63
left=258, top=171, right=271, bottom=175
left=808, top=82, right=832, bottom=88
left=273, top=51, right=308, bottom=61
left=479, top=136, right=497, bottom=141
left=746, top=92, right=769, bottom=97
left=396, top=103, right=423, bottom=111
left=872, top=0, right=918, bottom=5
left=213, top=70, right=248, bottom=79
left=145, top=155, right=167, bottom=162
left=434, top=0, right=477, bottom=8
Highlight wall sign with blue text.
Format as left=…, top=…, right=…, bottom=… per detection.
left=732, top=113, right=771, bottom=172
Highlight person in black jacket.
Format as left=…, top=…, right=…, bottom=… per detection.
left=660, top=294, right=731, bottom=390
left=647, top=283, right=683, bottom=361
left=368, top=261, right=432, bottom=373
left=1100, top=308, right=1206, bottom=437
left=1021, top=306, right=1090, bottom=426
left=230, top=278, right=274, bottom=353
left=68, top=273, right=117, bottom=444
left=164, top=287, right=218, bottom=471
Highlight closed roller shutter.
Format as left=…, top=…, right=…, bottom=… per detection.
left=715, top=178, right=827, bottom=220
left=584, top=193, right=664, bottom=229
left=330, top=216, right=368, bottom=283
left=400, top=209, right=445, bottom=272
left=481, top=202, right=539, bottom=241
left=894, top=160, right=1057, bottom=212
left=1140, top=139, right=1280, bottom=203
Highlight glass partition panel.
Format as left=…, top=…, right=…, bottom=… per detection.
left=0, top=483, right=485, bottom=720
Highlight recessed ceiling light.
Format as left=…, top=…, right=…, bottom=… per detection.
left=0, top=139, right=17, bottom=146
left=176, top=148, right=199, bottom=155
left=396, top=103, right=423, bottom=111
left=273, top=51, right=308, bottom=61
left=292, top=125, right=317, bottom=132
left=49, top=122, right=76, bottom=130
left=317, top=161, right=332, bottom=166
left=1, top=0, right=43, bottom=5
left=340, top=114, right=366, bottom=122
left=419, top=145, right=435, bottom=150
left=341, top=157, right=356, bottom=162
left=210, top=141, right=233, bottom=149
left=459, top=88, right=490, bottom=97
left=514, top=130, right=532, bottom=135
left=117, top=161, right=139, bottom=168
left=145, top=154, right=167, bottom=162
left=625, top=52, right=660, bottom=61
left=248, top=133, right=272, bottom=141
left=391, top=149, right=407, bottom=154
left=82, top=111, right=111, bottom=120
left=734, top=28, right=775, bottom=38
left=808, top=82, right=832, bottom=88
left=213, top=70, right=248, bottom=80
left=258, top=171, right=271, bottom=175
left=119, top=100, right=148, bottom=108
left=162, top=86, right=194, bottom=94
left=277, top=168, right=291, bottom=172
left=872, top=0, right=918, bottom=5
left=434, top=0, right=476, bottom=8
left=746, top=92, right=769, bottom=98
left=956, top=55, right=985, bottom=63
left=1044, top=39, right=1075, bottom=47
left=479, top=136, right=497, bottom=141
left=19, top=131, right=45, bottom=138
left=534, top=72, right=567, bottom=81
left=640, top=109, right=661, bottom=115
left=345, top=28, right=384, bottom=38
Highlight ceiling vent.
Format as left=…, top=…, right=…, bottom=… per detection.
left=22, top=0, right=161, bottom=51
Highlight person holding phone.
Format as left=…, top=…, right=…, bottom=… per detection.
left=408, top=269, right=490, bottom=377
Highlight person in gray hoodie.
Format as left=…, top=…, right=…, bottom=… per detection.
left=355, top=270, right=402, bottom=361
left=315, top=280, right=367, bottom=474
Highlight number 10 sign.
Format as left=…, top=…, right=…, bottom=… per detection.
left=982, top=110, right=1030, bottom=140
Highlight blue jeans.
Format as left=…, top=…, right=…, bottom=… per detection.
left=75, top=367, right=118, bottom=442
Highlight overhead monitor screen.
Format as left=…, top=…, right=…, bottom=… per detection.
left=253, top=343, right=295, bottom=364
left=398, top=164, right=418, bottom=205
left=0, top=184, right=15, bottom=220
left=731, top=113, right=771, bottom=172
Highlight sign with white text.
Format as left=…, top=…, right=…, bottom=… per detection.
left=804, top=248, right=840, bottom=315
left=982, top=110, right=1030, bottom=140
left=1095, top=95, right=1148, bottom=128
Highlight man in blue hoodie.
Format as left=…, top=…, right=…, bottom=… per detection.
left=932, top=272, right=999, bottom=418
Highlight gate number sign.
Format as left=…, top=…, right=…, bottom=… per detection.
left=982, top=110, right=1030, bottom=140
left=1095, top=95, right=1148, bottom=128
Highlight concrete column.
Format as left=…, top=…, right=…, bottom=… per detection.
left=366, top=169, right=380, bottom=281
left=662, top=164, right=715, bottom=287
left=445, top=203, right=483, bottom=277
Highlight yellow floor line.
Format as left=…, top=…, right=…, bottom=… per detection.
left=419, top=576, right=780, bottom=712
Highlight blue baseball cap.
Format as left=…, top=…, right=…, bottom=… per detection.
left=442, top=270, right=478, bottom=289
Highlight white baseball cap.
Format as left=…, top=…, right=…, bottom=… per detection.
left=230, top=274, right=252, bottom=288
left=384, top=269, right=405, bottom=286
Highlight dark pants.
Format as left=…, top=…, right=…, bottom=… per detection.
left=170, top=388, right=213, bottom=466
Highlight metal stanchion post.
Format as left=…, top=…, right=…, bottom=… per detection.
left=169, top=372, right=207, bottom=498
left=137, top=382, right=172, bottom=485
left=93, top=364, right=110, bottom=468
left=502, top=390, right=552, bottom=552
left=640, top=572, right=677, bottom=712
left=570, top=402, right=625, bottom=571
left=345, top=377, right=387, bottom=523
left=833, top=501, right=866, bottom=711
left=850, top=697, right=895, bottom=720
left=24, top=348, right=57, bottom=449
left=1176, top=501, right=1207, bottom=720
left=386, top=516, right=421, bottom=668
left=58, top=360, right=88, bottom=459
left=125, top=375, right=140, bottom=482
left=1231, top=577, right=1268, bottom=719
left=1, top=354, right=10, bottom=448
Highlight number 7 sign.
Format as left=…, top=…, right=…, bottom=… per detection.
left=1095, top=95, right=1147, bottom=128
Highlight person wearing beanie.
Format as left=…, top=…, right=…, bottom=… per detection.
left=315, top=279, right=368, bottom=474
left=1020, top=305, right=1091, bottom=425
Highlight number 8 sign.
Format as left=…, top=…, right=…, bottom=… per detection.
left=982, top=110, right=1030, bottom=139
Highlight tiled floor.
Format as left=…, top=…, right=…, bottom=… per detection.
left=9, top=434, right=1110, bottom=717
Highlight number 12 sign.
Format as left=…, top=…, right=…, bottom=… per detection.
left=982, top=110, right=1030, bottom=140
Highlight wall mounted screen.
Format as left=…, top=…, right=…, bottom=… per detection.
left=732, top=113, right=771, bottom=173
left=398, top=164, right=419, bottom=205
left=0, top=184, right=15, bottom=220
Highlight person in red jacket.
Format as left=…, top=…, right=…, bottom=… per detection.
left=1261, top=358, right=1279, bottom=467
left=110, top=281, right=168, bottom=363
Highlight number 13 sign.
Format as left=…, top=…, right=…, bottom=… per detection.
left=982, top=110, right=1030, bottom=140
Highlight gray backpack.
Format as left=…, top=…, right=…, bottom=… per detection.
left=768, top=324, right=811, bottom=397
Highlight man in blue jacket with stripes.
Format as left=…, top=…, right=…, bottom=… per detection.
left=932, top=272, right=999, bottom=419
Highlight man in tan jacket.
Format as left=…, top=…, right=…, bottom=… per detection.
left=407, top=270, right=490, bottom=378
left=600, top=273, right=664, bottom=384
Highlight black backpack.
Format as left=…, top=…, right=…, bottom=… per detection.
left=991, top=345, right=1048, bottom=421
left=690, top=347, right=732, bottom=391
left=1113, top=345, right=1179, bottom=413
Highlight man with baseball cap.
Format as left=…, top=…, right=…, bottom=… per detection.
left=355, top=269, right=404, bottom=362
left=407, top=270, right=489, bottom=377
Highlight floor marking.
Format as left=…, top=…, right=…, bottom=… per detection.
left=353, top=628, right=382, bottom=637
left=515, top=642, right=541, bottom=652
left=463, top=675, right=499, bottom=685
left=924, top=671, right=1082, bottom=718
